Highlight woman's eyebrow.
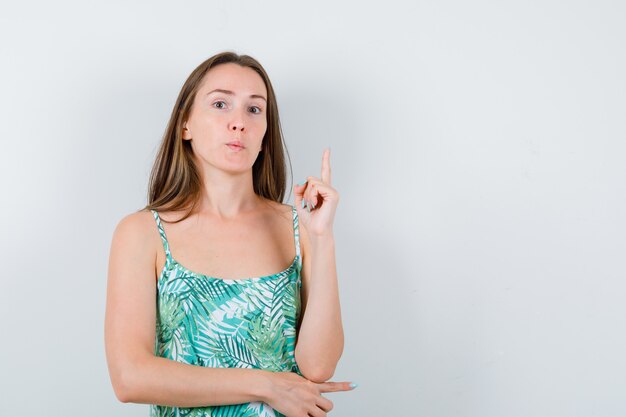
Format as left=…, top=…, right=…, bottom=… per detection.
left=206, top=88, right=267, bottom=102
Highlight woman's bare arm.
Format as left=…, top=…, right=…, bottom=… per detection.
left=104, top=212, right=273, bottom=406
left=293, top=222, right=344, bottom=383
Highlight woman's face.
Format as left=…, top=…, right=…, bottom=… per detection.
left=182, top=63, right=268, bottom=175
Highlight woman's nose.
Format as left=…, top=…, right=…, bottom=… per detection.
left=228, top=110, right=246, bottom=132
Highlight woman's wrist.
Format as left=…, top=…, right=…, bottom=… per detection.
left=309, top=232, right=335, bottom=248
left=254, top=369, right=276, bottom=404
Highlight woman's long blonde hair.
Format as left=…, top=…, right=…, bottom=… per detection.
left=141, top=51, right=292, bottom=222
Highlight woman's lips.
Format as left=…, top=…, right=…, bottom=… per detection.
left=226, top=143, right=244, bottom=151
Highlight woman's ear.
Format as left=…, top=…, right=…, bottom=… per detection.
left=182, top=122, right=191, bottom=140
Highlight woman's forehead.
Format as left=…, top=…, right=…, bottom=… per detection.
left=200, top=63, right=267, bottom=97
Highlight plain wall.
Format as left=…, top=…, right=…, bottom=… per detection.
left=0, top=1, right=624, bottom=416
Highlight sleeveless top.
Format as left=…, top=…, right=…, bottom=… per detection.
left=149, top=206, right=304, bottom=417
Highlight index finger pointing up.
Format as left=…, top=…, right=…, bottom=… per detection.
left=321, top=148, right=332, bottom=184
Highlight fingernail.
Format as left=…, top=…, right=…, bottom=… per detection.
left=349, top=382, right=358, bottom=389
left=301, top=200, right=306, bottom=209
left=297, top=179, right=308, bottom=186
left=306, top=204, right=311, bottom=213
left=311, top=200, right=316, bottom=209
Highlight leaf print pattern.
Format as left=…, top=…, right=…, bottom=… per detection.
left=149, top=207, right=303, bottom=417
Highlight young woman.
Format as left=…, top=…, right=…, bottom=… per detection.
left=104, top=51, right=355, bottom=417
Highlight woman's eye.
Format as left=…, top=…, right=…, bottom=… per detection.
left=213, top=101, right=226, bottom=109
left=249, top=106, right=262, bottom=114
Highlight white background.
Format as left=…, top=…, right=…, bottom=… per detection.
left=0, top=1, right=624, bottom=416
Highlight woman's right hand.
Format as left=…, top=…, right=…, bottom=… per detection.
left=262, top=371, right=355, bottom=417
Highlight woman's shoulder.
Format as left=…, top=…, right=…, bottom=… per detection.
left=121, top=208, right=159, bottom=227
left=111, top=209, right=161, bottom=249
left=274, top=201, right=296, bottom=212
left=261, top=200, right=297, bottom=222
left=107, top=210, right=162, bottom=280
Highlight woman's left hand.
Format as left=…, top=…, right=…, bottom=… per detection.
left=294, top=148, right=339, bottom=238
